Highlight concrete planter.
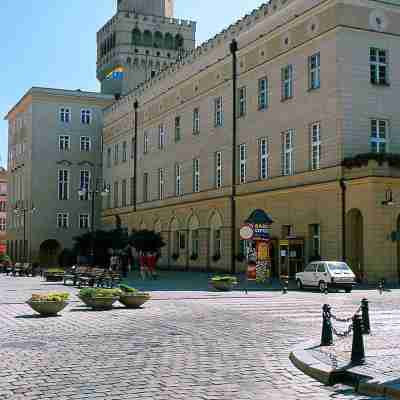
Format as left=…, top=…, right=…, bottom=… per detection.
left=211, top=281, right=235, bottom=291
left=27, top=300, right=68, bottom=316
left=79, top=296, right=119, bottom=310
left=119, top=294, right=150, bottom=309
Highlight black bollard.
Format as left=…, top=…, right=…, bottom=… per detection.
left=351, top=314, right=365, bottom=365
left=282, top=279, right=288, bottom=294
left=361, top=298, right=371, bottom=335
left=321, top=304, right=333, bottom=346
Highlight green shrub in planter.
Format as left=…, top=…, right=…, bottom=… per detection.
left=27, top=292, right=70, bottom=316
left=119, top=285, right=150, bottom=309
left=78, top=288, right=121, bottom=310
left=210, top=275, right=238, bottom=291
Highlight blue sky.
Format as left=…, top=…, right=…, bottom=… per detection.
left=0, top=0, right=264, bottom=168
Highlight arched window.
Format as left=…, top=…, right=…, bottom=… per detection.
left=209, top=212, right=223, bottom=258
left=132, top=28, right=141, bottom=45
left=143, top=30, right=153, bottom=47
left=175, top=34, right=184, bottom=50
left=188, top=214, right=200, bottom=257
left=165, top=33, right=174, bottom=49
left=154, top=31, right=164, bottom=48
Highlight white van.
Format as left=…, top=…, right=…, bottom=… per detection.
left=295, top=261, right=356, bottom=293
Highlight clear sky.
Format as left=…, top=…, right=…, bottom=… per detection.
left=0, top=0, right=265, bottom=168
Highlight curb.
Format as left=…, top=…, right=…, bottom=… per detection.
left=290, top=342, right=400, bottom=399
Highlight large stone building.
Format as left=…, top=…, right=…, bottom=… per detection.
left=5, top=88, right=113, bottom=265
left=0, top=168, right=7, bottom=255
left=101, top=0, right=400, bottom=283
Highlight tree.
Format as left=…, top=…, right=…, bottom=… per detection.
left=129, top=230, right=165, bottom=254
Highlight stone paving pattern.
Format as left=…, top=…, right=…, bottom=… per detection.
left=0, top=274, right=393, bottom=399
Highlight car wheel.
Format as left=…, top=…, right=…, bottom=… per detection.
left=296, top=279, right=303, bottom=290
left=318, top=281, right=327, bottom=292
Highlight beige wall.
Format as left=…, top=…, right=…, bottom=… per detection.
left=102, top=0, right=400, bottom=282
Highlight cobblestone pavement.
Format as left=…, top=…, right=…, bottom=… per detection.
left=0, top=275, right=394, bottom=399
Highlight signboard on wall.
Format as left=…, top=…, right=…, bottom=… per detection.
left=253, top=223, right=271, bottom=240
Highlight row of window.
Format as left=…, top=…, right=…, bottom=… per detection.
left=59, top=135, right=93, bottom=152
left=169, top=229, right=222, bottom=257
left=56, top=213, right=90, bottom=229
left=58, top=170, right=92, bottom=201
left=104, top=47, right=388, bottom=162
left=107, top=117, right=387, bottom=207
left=0, top=217, right=6, bottom=232
left=106, top=139, right=135, bottom=166
left=59, top=108, right=92, bottom=125
left=0, top=201, right=7, bottom=212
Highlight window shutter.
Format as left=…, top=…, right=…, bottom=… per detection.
left=291, top=129, right=295, bottom=174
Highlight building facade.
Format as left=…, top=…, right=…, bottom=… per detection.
left=101, top=0, right=400, bottom=283
left=5, top=88, right=113, bottom=266
left=0, top=168, right=7, bottom=255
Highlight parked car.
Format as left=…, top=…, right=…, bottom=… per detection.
left=296, top=261, right=356, bottom=293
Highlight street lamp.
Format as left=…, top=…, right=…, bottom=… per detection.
left=77, top=181, right=110, bottom=266
left=14, top=202, right=37, bottom=263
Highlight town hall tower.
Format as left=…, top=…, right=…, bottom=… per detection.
left=97, top=0, right=196, bottom=96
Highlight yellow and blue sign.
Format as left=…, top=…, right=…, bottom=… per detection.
left=106, top=66, right=125, bottom=81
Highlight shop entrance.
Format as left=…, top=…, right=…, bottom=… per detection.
left=279, top=238, right=305, bottom=278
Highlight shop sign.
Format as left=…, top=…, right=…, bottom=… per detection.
left=253, top=223, right=271, bottom=240
left=256, top=241, right=270, bottom=261
left=240, top=224, right=254, bottom=240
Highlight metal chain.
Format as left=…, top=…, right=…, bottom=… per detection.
left=329, top=305, right=361, bottom=323
left=332, top=323, right=353, bottom=338
left=327, top=351, right=339, bottom=369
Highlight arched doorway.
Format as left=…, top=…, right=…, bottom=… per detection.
left=39, top=240, right=62, bottom=267
left=346, top=209, right=364, bottom=282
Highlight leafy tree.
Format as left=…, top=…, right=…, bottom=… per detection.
left=129, top=230, right=165, bottom=254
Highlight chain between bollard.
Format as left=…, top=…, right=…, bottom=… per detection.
left=328, top=304, right=361, bottom=323
left=332, top=323, right=353, bottom=338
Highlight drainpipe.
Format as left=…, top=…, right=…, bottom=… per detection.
left=230, top=39, right=238, bottom=275
left=340, top=178, right=346, bottom=261
left=133, top=100, right=138, bottom=213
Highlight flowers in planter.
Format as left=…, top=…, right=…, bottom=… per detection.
left=27, top=292, right=70, bottom=316
left=29, top=292, right=70, bottom=302
left=79, top=288, right=122, bottom=299
left=119, top=285, right=150, bottom=308
left=211, top=275, right=238, bottom=285
left=119, top=284, right=150, bottom=297
left=342, top=152, right=400, bottom=169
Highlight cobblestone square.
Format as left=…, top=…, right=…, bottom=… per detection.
left=0, top=275, right=396, bottom=399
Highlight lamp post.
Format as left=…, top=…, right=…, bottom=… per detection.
left=13, top=202, right=36, bottom=263
left=78, top=181, right=110, bottom=266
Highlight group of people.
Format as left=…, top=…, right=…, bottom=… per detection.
left=139, top=252, right=159, bottom=280
left=108, top=251, right=159, bottom=280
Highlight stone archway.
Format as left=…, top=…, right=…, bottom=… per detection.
left=346, top=209, right=364, bottom=281
left=39, top=239, right=62, bottom=267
